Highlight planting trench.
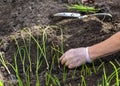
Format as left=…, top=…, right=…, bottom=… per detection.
left=0, top=0, right=120, bottom=86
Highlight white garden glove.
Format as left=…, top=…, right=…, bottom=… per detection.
left=60, top=47, right=91, bottom=69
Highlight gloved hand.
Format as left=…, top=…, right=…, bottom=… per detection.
left=82, top=0, right=95, bottom=4
left=60, top=47, right=91, bottom=69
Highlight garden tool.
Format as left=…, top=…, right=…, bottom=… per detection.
left=53, top=12, right=112, bottom=20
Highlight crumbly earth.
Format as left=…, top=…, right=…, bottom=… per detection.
left=0, top=0, right=120, bottom=86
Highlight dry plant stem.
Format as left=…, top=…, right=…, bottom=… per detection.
left=0, top=52, right=15, bottom=80
left=0, top=52, right=10, bottom=74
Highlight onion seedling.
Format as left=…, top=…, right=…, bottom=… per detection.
left=103, top=66, right=109, bottom=86
left=72, top=68, right=77, bottom=80
left=8, top=52, right=24, bottom=86
left=63, top=65, right=67, bottom=82
left=45, top=72, right=57, bottom=86
left=68, top=4, right=99, bottom=13
left=21, top=30, right=32, bottom=73
left=81, top=75, right=86, bottom=86
left=24, top=28, right=49, bottom=70
left=110, top=61, right=119, bottom=86
left=107, top=67, right=120, bottom=85
left=36, top=44, right=43, bottom=86
left=115, top=59, right=120, bottom=66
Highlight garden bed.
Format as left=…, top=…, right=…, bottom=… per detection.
left=0, top=0, right=120, bottom=86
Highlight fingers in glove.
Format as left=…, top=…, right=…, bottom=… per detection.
left=68, top=63, right=76, bottom=69
left=60, top=54, right=65, bottom=61
left=68, top=60, right=84, bottom=69
left=65, top=59, right=73, bottom=66
left=60, top=54, right=68, bottom=65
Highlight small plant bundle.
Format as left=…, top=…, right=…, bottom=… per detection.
left=68, top=4, right=99, bottom=13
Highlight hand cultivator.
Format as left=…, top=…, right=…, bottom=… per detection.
left=53, top=12, right=112, bottom=20
left=53, top=4, right=112, bottom=21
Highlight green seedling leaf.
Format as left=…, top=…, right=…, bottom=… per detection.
left=0, top=80, right=4, bottom=86
left=68, top=4, right=99, bottom=13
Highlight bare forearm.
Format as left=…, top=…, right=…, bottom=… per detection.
left=88, top=32, right=120, bottom=60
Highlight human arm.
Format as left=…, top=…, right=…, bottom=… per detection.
left=60, top=32, right=120, bottom=69
left=89, top=32, right=120, bottom=61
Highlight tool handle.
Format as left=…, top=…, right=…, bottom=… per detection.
left=89, top=13, right=112, bottom=17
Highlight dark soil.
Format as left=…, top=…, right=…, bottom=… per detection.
left=0, top=0, right=120, bottom=86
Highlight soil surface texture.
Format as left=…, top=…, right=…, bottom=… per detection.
left=0, top=0, right=120, bottom=86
